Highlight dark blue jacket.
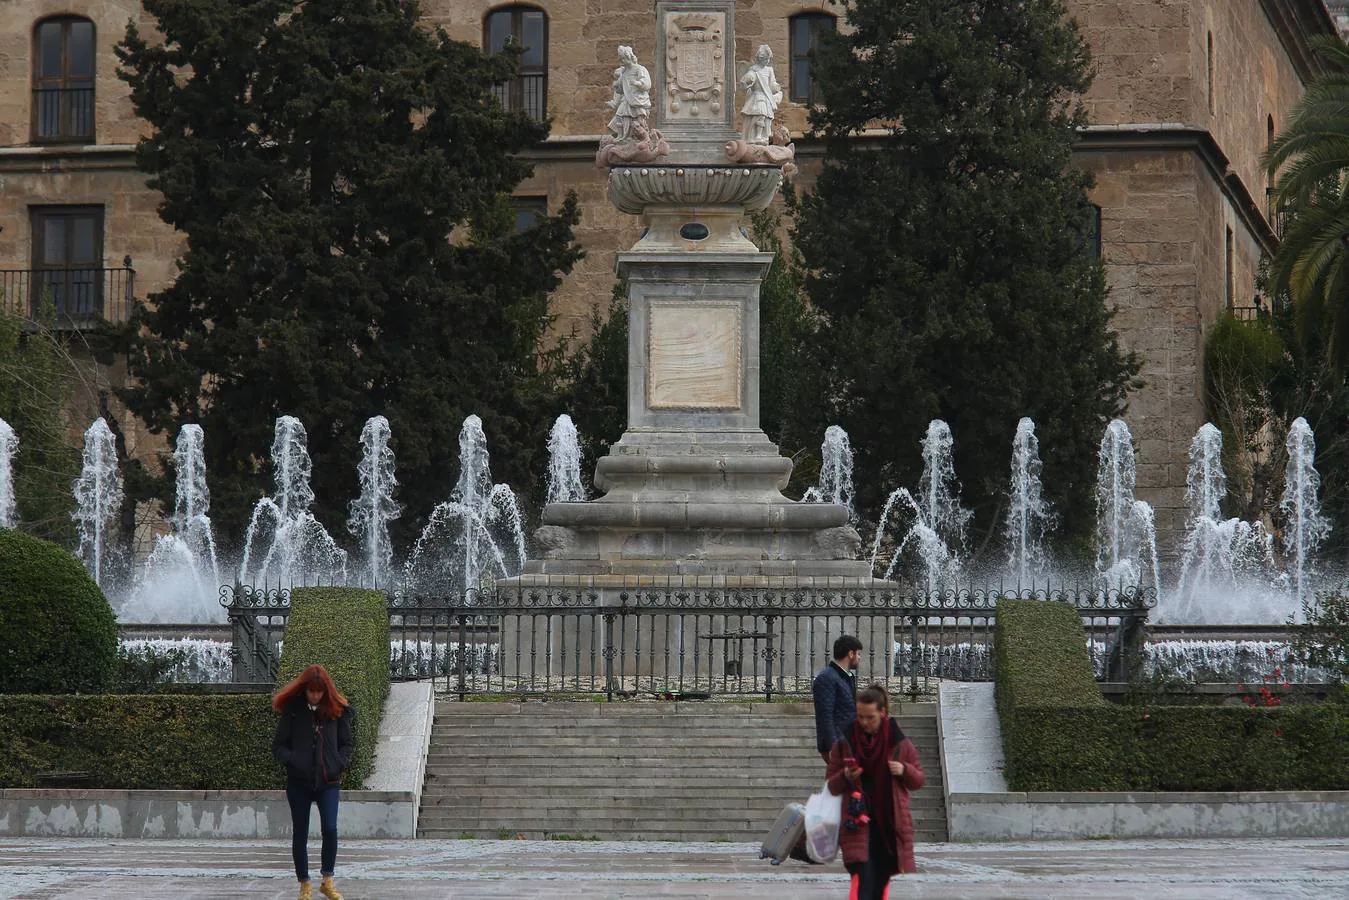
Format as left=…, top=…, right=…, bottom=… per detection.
left=812, top=661, right=856, bottom=754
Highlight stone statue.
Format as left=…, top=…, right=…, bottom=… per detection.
left=607, top=45, right=652, bottom=142
left=739, top=44, right=782, bottom=145
left=725, top=45, right=796, bottom=169
left=597, top=45, right=670, bottom=168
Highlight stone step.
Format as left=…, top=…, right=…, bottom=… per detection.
left=434, top=702, right=939, bottom=714
left=422, top=763, right=941, bottom=780
left=417, top=702, right=948, bottom=842
left=414, top=825, right=953, bottom=842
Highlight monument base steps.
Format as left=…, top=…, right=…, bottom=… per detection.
left=417, top=700, right=948, bottom=843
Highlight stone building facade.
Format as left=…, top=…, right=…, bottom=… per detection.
left=0, top=0, right=1336, bottom=553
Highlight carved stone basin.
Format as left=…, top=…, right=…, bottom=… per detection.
left=607, top=164, right=784, bottom=216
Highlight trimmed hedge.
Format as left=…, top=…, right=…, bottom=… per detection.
left=276, top=587, right=389, bottom=788
left=995, top=599, right=1349, bottom=791
left=0, top=694, right=277, bottom=788
left=0, top=529, right=118, bottom=693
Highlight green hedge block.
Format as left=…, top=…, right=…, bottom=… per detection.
left=277, top=587, right=389, bottom=788
left=0, top=529, right=118, bottom=694
left=994, top=598, right=1349, bottom=792
left=1004, top=706, right=1144, bottom=791
left=0, top=695, right=278, bottom=788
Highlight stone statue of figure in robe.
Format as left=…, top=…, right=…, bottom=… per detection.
left=739, top=44, right=782, bottom=145
left=607, top=45, right=653, bottom=142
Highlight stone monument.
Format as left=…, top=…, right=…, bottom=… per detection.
left=515, top=0, right=875, bottom=592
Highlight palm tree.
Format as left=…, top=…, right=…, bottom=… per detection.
left=1264, top=34, right=1349, bottom=369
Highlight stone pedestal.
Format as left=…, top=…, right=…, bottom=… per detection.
left=503, top=0, right=885, bottom=619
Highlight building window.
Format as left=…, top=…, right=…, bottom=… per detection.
left=1224, top=226, right=1234, bottom=309
left=485, top=6, right=547, bottom=121
left=510, top=196, right=547, bottom=233
left=32, top=17, right=96, bottom=143
left=1087, top=204, right=1102, bottom=260
left=30, top=206, right=104, bottom=322
left=789, top=12, right=836, bottom=104
left=1206, top=31, right=1215, bottom=116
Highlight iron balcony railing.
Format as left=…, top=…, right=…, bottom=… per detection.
left=223, top=579, right=1154, bottom=700
left=1265, top=186, right=1290, bottom=242
left=32, top=85, right=95, bottom=143
left=491, top=73, right=546, bottom=121
left=0, top=260, right=137, bottom=329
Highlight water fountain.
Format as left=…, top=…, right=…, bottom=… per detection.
left=1005, top=417, right=1053, bottom=584
left=120, top=424, right=224, bottom=623
left=804, top=425, right=856, bottom=520
left=0, top=417, right=16, bottom=528
left=1094, top=418, right=1161, bottom=598
left=1281, top=416, right=1332, bottom=610
left=545, top=414, right=588, bottom=505
left=239, top=416, right=347, bottom=586
left=73, top=417, right=123, bottom=589
left=866, top=421, right=968, bottom=592
left=404, top=414, right=527, bottom=595
left=348, top=415, right=401, bottom=588
left=1166, top=424, right=1279, bottom=624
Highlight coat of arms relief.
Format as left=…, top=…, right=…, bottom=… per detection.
left=665, top=13, right=724, bottom=118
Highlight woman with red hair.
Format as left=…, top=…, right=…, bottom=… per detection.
left=273, top=664, right=355, bottom=900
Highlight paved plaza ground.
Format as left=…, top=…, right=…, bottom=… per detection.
left=2, top=837, right=1348, bottom=899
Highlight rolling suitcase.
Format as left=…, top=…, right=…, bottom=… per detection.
left=760, top=801, right=807, bottom=865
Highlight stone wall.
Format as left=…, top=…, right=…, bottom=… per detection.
left=0, top=0, right=1332, bottom=557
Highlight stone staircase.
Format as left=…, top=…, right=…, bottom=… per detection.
left=418, top=700, right=948, bottom=843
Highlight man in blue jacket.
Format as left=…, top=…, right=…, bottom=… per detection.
left=812, top=635, right=862, bottom=759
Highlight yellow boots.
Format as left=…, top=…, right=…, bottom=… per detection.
left=319, top=875, right=344, bottom=900
left=297, top=881, right=313, bottom=900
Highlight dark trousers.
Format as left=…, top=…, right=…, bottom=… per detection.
left=847, top=824, right=894, bottom=900
left=286, top=780, right=340, bottom=881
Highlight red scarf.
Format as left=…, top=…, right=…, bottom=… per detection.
left=848, top=716, right=900, bottom=870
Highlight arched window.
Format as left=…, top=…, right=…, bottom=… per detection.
left=789, top=12, right=836, bottom=105
left=484, top=6, right=547, bottom=121
left=32, top=16, right=96, bottom=143
left=1206, top=31, right=1215, bottom=116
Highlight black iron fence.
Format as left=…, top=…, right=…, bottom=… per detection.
left=223, top=580, right=1153, bottom=699
left=0, top=261, right=137, bottom=328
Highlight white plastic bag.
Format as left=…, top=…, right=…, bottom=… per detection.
left=803, top=782, right=842, bottom=863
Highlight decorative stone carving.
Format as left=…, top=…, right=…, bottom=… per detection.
left=726, top=45, right=795, bottom=169
left=535, top=525, right=579, bottom=558
left=665, top=13, right=724, bottom=119
left=606, top=165, right=783, bottom=215
left=648, top=302, right=742, bottom=410
left=597, top=46, right=670, bottom=169
left=812, top=525, right=863, bottom=560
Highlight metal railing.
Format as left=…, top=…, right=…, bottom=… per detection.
left=1265, top=186, right=1290, bottom=241
left=0, top=260, right=137, bottom=328
left=32, top=85, right=95, bottom=142
left=491, top=73, right=546, bottom=121
left=223, top=580, right=1154, bottom=700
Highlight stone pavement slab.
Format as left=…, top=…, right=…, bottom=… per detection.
left=2, top=836, right=1349, bottom=899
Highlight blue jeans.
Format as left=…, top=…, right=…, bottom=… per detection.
left=286, top=781, right=340, bottom=881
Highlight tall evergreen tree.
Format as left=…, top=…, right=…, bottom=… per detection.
left=0, top=307, right=79, bottom=541
left=116, top=0, right=581, bottom=544
left=793, top=0, right=1138, bottom=550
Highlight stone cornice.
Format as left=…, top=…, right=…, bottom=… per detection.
left=0, top=143, right=138, bottom=175
left=1260, top=0, right=1338, bottom=82
left=1075, top=124, right=1278, bottom=255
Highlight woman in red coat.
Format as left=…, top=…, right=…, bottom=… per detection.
left=825, top=683, right=924, bottom=899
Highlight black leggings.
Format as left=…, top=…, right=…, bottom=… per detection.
left=847, top=825, right=895, bottom=900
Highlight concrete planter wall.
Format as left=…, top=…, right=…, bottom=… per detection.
left=947, top=790, right=1349, bottom=841
left=0, top=788, right=416, bottom=838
